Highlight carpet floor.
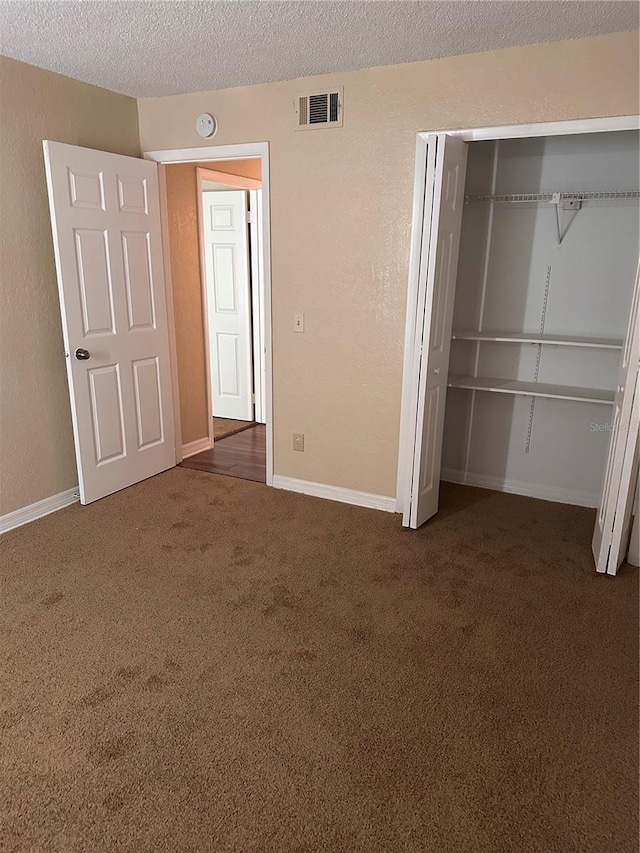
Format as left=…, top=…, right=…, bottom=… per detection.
left=1, top=471, right=637, bottom=853
left=213, top=417, right=256, bottom=441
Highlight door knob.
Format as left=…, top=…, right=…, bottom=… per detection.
left=75, top=348, right=91, bottom=361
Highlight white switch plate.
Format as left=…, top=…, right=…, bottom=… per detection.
left=293, top=313, right=305, bottom=333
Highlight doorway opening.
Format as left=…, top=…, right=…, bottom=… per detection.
left=199, top=164, right=264, bottom=441
left=145, top=143, right=273, bottom=485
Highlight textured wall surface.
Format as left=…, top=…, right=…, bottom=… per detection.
left=138, top=32, right=640, bottom=499
left=164, top=163, right=209, bottom=446
left=0, top=56, right=140, bottom=515
left=164, top=159, right=261, bottom=445
left=205, top=159, right=262, bottom=182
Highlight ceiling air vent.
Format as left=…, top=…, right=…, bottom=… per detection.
left=295, top=88, right=343, bottom=131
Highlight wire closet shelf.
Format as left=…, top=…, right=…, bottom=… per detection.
left=465, top=190, right=640, bottom=204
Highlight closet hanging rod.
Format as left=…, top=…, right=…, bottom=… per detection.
left=465, top=190, right=640, bottom=204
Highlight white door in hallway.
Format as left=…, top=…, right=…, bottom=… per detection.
left=405, top=134, right=469, bottom=529
left=43, top=141, right=175, bottom=504
left=202, top=190, right=254, bottom=421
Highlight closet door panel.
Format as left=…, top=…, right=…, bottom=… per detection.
left=407, top=134, right=468, bottom=529
left=593, top=263, right=640, bottom=574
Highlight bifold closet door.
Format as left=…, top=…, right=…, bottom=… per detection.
left=593, top=263, right=640, bottom=574
left=404, top=134, right=469, bottom=529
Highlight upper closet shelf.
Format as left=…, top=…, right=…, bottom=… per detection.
left=448, top=375, right=614, bottom=406
left=451, top=331, right=623, bottom=349
left=465, top=190, right=640, bottom=204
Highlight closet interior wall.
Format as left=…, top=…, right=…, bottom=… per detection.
left=442, top=130, right=640, bottom=507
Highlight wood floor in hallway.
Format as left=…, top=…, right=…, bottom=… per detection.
left=179, top=424, right=266, bottom=483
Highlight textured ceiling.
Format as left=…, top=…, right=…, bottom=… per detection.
left=1, top=1, right=638, bottom=98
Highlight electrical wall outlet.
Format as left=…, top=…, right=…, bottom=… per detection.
left=293, top=313, right=305, bottom=333
left=293, top=432, right=305, bottom=452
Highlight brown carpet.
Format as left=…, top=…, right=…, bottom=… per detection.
left=213, top=417, right=256, bottom=441
left=1, top=472, right=638, bottom=852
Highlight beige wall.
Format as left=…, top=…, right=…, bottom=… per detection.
left=165, top=163, right=208, bottom=445
left=0, top=56, right=140, bottom=515
left=164, top=159, right=262, bottom=445
left=138, top=31, right=640, bottom=498
left=206, top=158, right=262, bottom=181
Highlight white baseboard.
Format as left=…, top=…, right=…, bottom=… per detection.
left=272, top=475, right=397, bottom=512
left=0, top=487, right=79, bottom=535
left=441, top=468, right=599, bottom=508
left=182, top=437, right=212, bottom=459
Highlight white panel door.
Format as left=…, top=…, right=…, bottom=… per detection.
left=43, top=141, right=175, bottom=504
left=407, top=134, right=469, bottom=529
left=593, top=262, right=640, bottom=574
left=203, top=191, right=253, bottom=421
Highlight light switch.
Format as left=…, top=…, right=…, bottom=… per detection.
left=293, top=313, right=305, bottom=333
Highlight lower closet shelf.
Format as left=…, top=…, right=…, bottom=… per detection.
left=447, top=375, right=615, bottom=405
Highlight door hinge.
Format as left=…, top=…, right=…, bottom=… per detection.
left=251, top=393, right=256, bottom=404
left=246, top=211, right=253, bottom=224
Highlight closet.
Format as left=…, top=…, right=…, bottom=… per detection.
left=401, top=126, right=640, bottom=574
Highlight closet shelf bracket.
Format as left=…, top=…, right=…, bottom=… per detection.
left=551, top=194, right=581, bottom=245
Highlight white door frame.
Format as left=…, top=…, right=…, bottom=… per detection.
left=397, top=115, right=640, bottom=515
left=195, top=168, right=216, bottom=450
left=196, top=168, right=266, bottom=445
left=144, top=142, right=274, bottom=486
left=248, top=188, right=266, bottom=425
